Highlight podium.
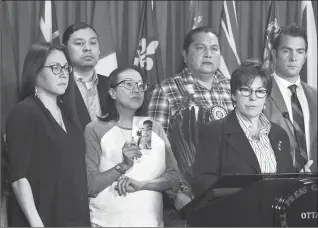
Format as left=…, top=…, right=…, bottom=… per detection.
left=180, top=173, right=318, bottom=227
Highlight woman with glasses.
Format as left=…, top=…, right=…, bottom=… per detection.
left=84, top=66, right=180, bottom=227
left=5, top=42, right=90, bottom=226
left=190, top=60, right=295, bottom=198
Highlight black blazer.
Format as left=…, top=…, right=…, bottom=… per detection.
left=75, top=74, right=109, bottom=130
left=191, top=110, right=295, bottom=198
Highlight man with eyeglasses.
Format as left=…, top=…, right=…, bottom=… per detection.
left=264, top=24, right=317, bottom=173
left=62, top=22, right=109, bottom=130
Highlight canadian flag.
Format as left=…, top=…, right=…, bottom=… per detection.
left=38, top=0, right=60, bottom=44
left=218, top=0, right=241, bottom=79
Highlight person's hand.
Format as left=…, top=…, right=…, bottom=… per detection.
left=174, top=192, right=193, bottom=210
left=122, top=142, right=142, bottom=168
left=115, top=176, right=145, bottom=196
left=300, top=160, right=313, bottom=173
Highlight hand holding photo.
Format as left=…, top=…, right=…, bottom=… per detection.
left=122, top=140, right=138, bottom=150
left=132, top=117, right=153, bottom=150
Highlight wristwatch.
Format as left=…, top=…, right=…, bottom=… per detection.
left=115, top=163, right=126, bottom=175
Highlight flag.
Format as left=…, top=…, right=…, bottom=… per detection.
left=91, top=1, right=118, bottom=77
left=301, top=1, right=317, bottom=88
left=133, top=1, right=164, bottom=109
left=189, top=1, right=203, bottom=30
left=1, top=2, right=19, bottom=132
left=218, top=0, right=241, bottom=79
left=262, top=0, right=280, bottom=73
left=38, top=0, right=60, bottom=44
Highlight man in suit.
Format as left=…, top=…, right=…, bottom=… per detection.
left=62, top=22, right=109, bottom=130
left=264, top=24, right=317, bottom=172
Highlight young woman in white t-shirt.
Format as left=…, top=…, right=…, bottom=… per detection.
left=84, top=66, right=181, bottom=227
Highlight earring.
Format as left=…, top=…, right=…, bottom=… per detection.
left=34, top=87, right=39, bottom=98
left=263, top=104, right=266, bottom=110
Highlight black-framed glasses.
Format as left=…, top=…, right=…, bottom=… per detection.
left=43, top=64, right=73, bottom=75
left=238, top=87, right=268, bottom=98
left=112, top=79, right=148, bottom=92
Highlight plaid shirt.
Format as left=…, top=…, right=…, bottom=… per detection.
left=148, top=67, right=234, bottom=134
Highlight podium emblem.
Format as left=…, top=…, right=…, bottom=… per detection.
left=273, top=179, right=317, bottom=227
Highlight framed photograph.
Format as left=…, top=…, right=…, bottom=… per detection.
left=132, top=117, right=153, bottom=150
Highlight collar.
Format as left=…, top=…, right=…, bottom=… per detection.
left=235, top=109, right=271, bottom=140
left=273, top=72, right=302, bottom=92
left=74, top=71, right=99, bottom=85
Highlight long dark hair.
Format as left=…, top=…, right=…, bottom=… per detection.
left=98, top=66, right=147, bottom=122
left=19, top=42, right=81, bottom=130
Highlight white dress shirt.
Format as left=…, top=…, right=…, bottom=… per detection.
left=273, top=73, right=310, bottom=158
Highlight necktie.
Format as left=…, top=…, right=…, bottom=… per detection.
left=288, top=84, right=308, bottom=171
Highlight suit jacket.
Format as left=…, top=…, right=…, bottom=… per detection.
left=191, top=110, right=295, bottom=198
left=264, top=78, right=317, bottom=172
left=75, top=74, right=109, bottom=130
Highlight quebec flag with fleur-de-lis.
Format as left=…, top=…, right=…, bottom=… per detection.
left=133, top=1, right=164, bottom=109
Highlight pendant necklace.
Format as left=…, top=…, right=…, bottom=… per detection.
left=115, top=122, right=135, bottom=147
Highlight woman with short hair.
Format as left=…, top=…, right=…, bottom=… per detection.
left=191, top=60, right=295, bottom=198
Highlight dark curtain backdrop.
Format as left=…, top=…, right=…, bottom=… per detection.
left=1, top=0, right=317, bottom=131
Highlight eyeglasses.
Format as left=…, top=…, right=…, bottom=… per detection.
left=238, top=87, right=268, bottom=98
left=43, top=64, right=73, bottom=75
left=112, top=79, right=148, bottom=92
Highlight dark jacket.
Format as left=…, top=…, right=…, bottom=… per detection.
left=191, top=110, right=295, bottom=198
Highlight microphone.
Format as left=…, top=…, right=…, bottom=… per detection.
left=269, top=96, right=306, bottom=172
left=282, top=111, right=307, bottom=173
left=269, top=96, right=295, bottom=138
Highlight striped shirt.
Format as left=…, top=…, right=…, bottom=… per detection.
left=74, top=72, right=101, bottom=122
left=148, top=67, right=233, bottom=135
left=236, top=110, right=277, bottom=173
